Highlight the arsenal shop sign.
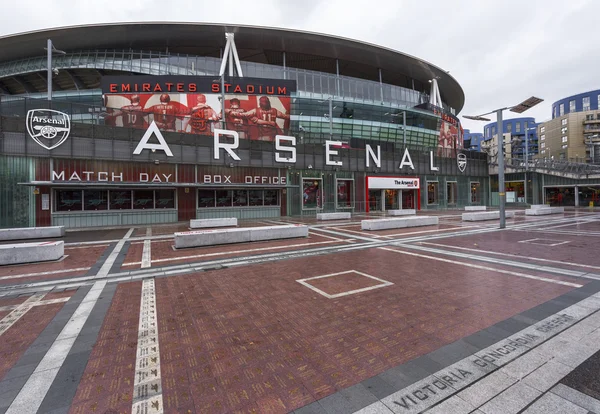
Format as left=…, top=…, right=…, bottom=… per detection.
left=101, top=76, right=297, bottom=96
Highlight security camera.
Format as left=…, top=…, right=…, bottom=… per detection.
left=299, top=125, right=306, bottom=132
left=52, top=68, right=59, bottom=76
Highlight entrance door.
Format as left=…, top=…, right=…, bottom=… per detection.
left=368, top=190, right=382, bottom=211
left=402, top=190, right=416, bottom=209
left=385, top=189, right=399, bottom=210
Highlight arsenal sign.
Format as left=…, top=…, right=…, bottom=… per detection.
left=26, top=109, right=71, bottom=150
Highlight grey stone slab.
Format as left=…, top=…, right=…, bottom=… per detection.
left=492, top=317, right=530, bottom=335
left=362, top=375, right=401, bottom=400
left=295, top=401, right=326, bottom=414
left=479, top=382, right=542, bottom=414
left=551, top=384, right=600, bottom=413
left=536, top=338, right=597, bottom=369
left=353, top=401, right=395, bottom=414
left=523, top=360, right=575, bottom=393
left=318, top=384, right=379, bottom=414
left=38, top=350, right=91, bottom=412
left=523, top=392, right=588, bottom=414
left=521, top=300, right=570, bottom=322
left=0, top=389, right=20, bottom=413
left=424, top=395, right=477, bottom=414
left=429, top=340, right=481, bottom=364
left=1, top=362, right=38, bottom=381
left=511, top=313, right=540, bottom=326
left=461, top=331, right=503, bottom=352
left=456, top=370, right=518, bottom=408
left=500, top=349, right=552, bottom=381
left=38, top=406, right=70, bottom=414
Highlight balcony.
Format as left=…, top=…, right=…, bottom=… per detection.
left=583, top=126, right=600, bottom=133
left=583, top=118, right=600, bottom=124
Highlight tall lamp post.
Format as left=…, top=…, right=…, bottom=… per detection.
left=464, top=97, right=543, bottom=229
left=44, top=39, right=66, bottom=102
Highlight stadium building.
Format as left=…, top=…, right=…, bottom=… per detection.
left=0, top=23, right=489, bottom=228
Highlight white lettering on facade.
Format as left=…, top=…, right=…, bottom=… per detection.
left=162, top=174, right=172, bottom=182
left=98, top=172, right=108, bottom=182
left=430, top=151, right=439, bottom=171
left=140, top=173, right=149, bottom=182
left=325, top=140, right=343, bottom=166
left=52, top=171, right=65, bottom=181
left=399, top=148, right=415, bottom=170
left=69, top=172, right=81, bottom=181
left=366, top=145, right=381, bottom=168
left=213, top=129, right=241, bottom=161
left=82, top=171, right=93, bottom=181
left=275, top=135, right=296, bottom=163
left=133, top=121, right=174, bottom=157
left=112, top=172, right=123, bottom=181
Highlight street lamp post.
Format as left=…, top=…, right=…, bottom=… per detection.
left=464, top=97, right=543, bottom=229
left=44, top=39, right=66, bottom=102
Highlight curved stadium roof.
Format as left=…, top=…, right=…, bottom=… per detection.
left=0, top=22, right=464, bottom=112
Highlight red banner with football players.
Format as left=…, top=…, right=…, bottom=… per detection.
left=102, top=93, right=291, bottom=142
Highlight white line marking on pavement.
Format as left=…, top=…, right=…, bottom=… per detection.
left=5, top=281, right=107, bottom=414
left=0, top=297, right=70, bottom=312
left=4, top=228, right=134, bottom=414
left=131, top=278, right=163, bottom=413
left=0, top=293, right=46, bottom=336
left=297, top=270, right=393, bottom=299
left=141, top=228, right=152, bottom=269
left=379, top=247, right=582, bottom=288
left=0, top=268, right=90, bottom=281
left=518, top=238, right=571, bottom=247
left=65, top=244, right=110, bottom=250
left=122, top=239, right=344, bottom=267
left=420, top=242, right=600, bottom=271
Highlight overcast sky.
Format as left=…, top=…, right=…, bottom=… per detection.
left=1, top=0, right=599, bottom=132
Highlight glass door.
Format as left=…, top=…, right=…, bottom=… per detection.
left=368, top=190, right=382, bottom=211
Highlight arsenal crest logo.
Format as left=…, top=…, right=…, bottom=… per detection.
left=457, top=153, right=467, bottom=173
left=26, top=109, right=71, bottom=150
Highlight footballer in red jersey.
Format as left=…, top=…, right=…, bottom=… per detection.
left=224, top=98, right=251, bottom=138
left=105, top=95, right=145, bottom=128
left=237, top=96, right=290, bottom=141
left=101, top=95, right=118, bottom=127
left=145, top=94, right=181, bottom=131
left=183, top=94, right=219, bottom=135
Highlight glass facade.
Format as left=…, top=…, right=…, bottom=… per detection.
left=54, top=189, right=176, bottom=212
left=0, top=49, right=437, bottom=111
left=197, top=189, right=279, bottom=208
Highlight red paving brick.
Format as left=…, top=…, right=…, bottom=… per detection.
left=121, top=233, right=349, bottom=269
left=418, top=230, right=600, bottom=268
left=147, top=247, right=574, bottom=412
left=69, top=281, right=142, bottom=414
left=0, top=302, right=65, bottom=381
left=0, top=245, right=107, bottom=278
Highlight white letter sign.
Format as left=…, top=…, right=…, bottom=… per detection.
left=214, top=129, right=241, bottom=160
left=275, top=135, right=296, bottom=163
left=365, top=145, right=381, bottom=168
left=399, top=148, right=414, bottom=170
left=325, top=140, right=343, bottom=166
left=133, top=121, right=174, bottom=157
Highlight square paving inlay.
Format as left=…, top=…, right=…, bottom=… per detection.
left=296, top=270, right=393, bottom=299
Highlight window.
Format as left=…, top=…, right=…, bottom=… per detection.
left=506, top=123, right=512, bottom=133
left=541, top=126, right=545, bottom=133
left=248, top=190, right=263, bottom=206
left=198, top=190, right=215, bottom=207
left=583, top=96, right=591, bottom=111
left=559, top=104, right=564, bottom=116
left=471, top=182, right=481, bottom=204
left=216, top=190, right=233, bottom=207
left=154, top=190, right=175, bottom=209
left=427, top=182, right=439, bottom=205
left=515, top=122, right=521, bottom=133
left=447, top=182, right=458, bottom=205
left=264, top=190, right=278, bottom=206
left=336, top=179, right=354, bottom=208
left=561, top=127, right=568, bottom=134
left=562, top=136, right=568, bottom=143
left=232, top=190, right=248, bottom=207
left=541, top=134, right=546, bottom=141
left=569, top=100, right=576, bottom=112
left=586, top=114, right=594, bottom=121
left=303, top=179, right=322, bottom=209
left=55, top=190, right=82, bottom=212
left=492, top=126, right=496, bottom=135
left=561, top=144, right=568, bottom=149
left=133, top=190, right=154, bottom=209
left=553, top=106, right=557, bottom=118
left=83, top=190, right=108, bottom=211
left=109, top=190, right=132, bottom=209
left=598, top=94, right=600, bottom=110
left=561, top=119, right=568, bottom=126
left=541, top=142, right=546, bottom=149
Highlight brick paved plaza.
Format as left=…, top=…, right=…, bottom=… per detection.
left=1, top=210, right=600, bottom=413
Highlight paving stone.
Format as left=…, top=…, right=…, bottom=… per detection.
left=353, top=401, right=395, bottom=414
left=522, top=392, right=588, bottom=414
left=456, top=370, right=517, bottom=408
left=424, top=395, right=477, bottom=414
left=479, top=382, right=542, bottom=414
left=500, top=349, right=552, bottom=381
left=551, top=384, right=600, bottom=413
